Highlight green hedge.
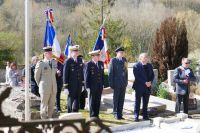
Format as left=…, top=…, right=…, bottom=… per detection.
left=156, top=85, right=171, bottom=100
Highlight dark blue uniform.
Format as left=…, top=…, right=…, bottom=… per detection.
left=63, top=57, right=84, bottom=113
left=56, top=62, right=64, bottom=112
left=85, top=61, right=104, bottom=117
left=31, top=64, right=40, bottom=97
left=108, top=57, right=128, bottom=119
left=132, top=62, right=154, bottom=120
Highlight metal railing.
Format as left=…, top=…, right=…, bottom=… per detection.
left=0, top=87, right=112, bottom=133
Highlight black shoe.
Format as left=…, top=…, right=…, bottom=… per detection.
left=188, top=115, right=192, bottom=119
left=118, top=117, right=125, bottom=120
left=143, top=117, right=150, bottom=121
left=134, top=118, right=139, bottom=122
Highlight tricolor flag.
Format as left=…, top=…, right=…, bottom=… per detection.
left=44, top=8, right=61, bottom=58
left=64, top=34, right=73, bottom=58
left=93, top=27, right=110, bottom=64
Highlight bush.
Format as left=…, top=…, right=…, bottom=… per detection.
left=156, top=85, right=171, bottom=100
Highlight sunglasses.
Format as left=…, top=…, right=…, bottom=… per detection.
left=185, top=62, right=190, bottom=64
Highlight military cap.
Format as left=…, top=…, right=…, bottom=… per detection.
left=88, top=50, right=100, bottom=56
left=43, top=46, right=52, bottom=52
left=115, top=46, right=124, bottom=52
left=69, top=45, right=79, bottom=51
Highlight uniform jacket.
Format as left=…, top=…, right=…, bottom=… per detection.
left=108, top=57, right=128, bottom=89
left=132, top=62, right=154, bottom=94
left=85, top=60, right=104, bottom=90
left=63, top=57, right=84, bottom=95
left=173, top=66, right=196, bottom=95
left=34, top=59, right=57, bottom=95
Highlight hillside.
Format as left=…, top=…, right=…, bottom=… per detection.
left=0, top=0, right=200, bottom=65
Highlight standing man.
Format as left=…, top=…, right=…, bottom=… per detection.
left=133, top=53, right=154, bottom=122
left=173, top=58, right=196, bottom=115
left=108, top=47, right=128, bottom=120
left=78, top=55, right=87, bottom=110
left=35, top=47, right=57, bottom=119
left=31, top=56, right=40, bottom=97
left=63, top=45, right=84, bottom=113
left=85, top=50, right=104, bottom=118
left=55, top=54, right=65, bottom=113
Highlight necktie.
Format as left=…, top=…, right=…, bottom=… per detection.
left=96, top=62, right=99, bottom=69
left=49, top=61, right=52, bottom=68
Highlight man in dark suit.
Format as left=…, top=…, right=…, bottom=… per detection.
left=173, top=58, right=196, bottom=115
left=108, top=47, right=128, bottom=120
left=31, top=56, right=40, bottom=97
left=78, top=55, right=87, bottom=109
left=85, top=50, right=104, bottom=118
left=55, top=54, right=65, bottom=113
left=63, top=45, right=84, bottom=113
left=132, top=53, right=154, bottom=122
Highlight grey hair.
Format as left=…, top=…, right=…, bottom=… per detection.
left=31, top=56, right=39, bottom=63
left=139, top=53, right=148, bottom=60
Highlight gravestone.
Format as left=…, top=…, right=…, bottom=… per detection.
left=168, top=70, right=175, bottom=87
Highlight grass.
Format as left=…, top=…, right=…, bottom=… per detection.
left=60, top=91, right=134, bottom=127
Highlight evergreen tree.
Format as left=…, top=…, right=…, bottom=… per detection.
left=151, top=17, right=188, bottom=80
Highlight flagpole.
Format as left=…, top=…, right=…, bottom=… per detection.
left=25, top=0, right=31, bottom=121
left=101, top=0, right=104, bottom=24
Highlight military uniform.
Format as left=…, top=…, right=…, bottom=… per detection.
left=63, top=57, right=84, bottom=113
left=108, top=47, right=128, bottom=119
left=35, top=58, right=57, bottom=119
left=85, top=50, right=104, bottom=117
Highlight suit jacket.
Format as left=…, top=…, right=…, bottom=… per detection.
left=132, top=62, right=154, bottom=94
left=34, top=59, right=57, bottom=95
left=85, top=60, right=104, bottom=91
left=63, top=57, right=84, bottom=96
left=173, top=67, right=196, bottom=95
left=108, top=57, right=128, bottom=89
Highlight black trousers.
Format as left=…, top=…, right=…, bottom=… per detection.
left=175, top=93, right=189, bottom=114
left=113, top=87, right=126, bottom=118
left=67, top=96, right=80, bottom=113
left=89, top=85, right=103, bottom=117
left=134, top=91, right=150, bottom=119
left=56, top=86, right=62, bottom=111
left=79, top=90, right=86, bottom=109
left=67, top=86, right=82, bottom=113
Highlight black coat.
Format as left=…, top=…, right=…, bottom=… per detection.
left=63, top=57, right=84, bottom=97
left=31, top=64, right=39, bottom=96
left=132, top=62, right=154, bottom=94
left=56, top=62, right=64, bottom=89
left=85, top=60, right=104, bottom=90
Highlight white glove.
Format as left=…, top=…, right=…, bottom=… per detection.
left=64, top=89, right=69, bottom=95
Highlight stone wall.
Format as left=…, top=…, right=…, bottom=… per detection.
left=0, top=86, right=40, bottom=121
